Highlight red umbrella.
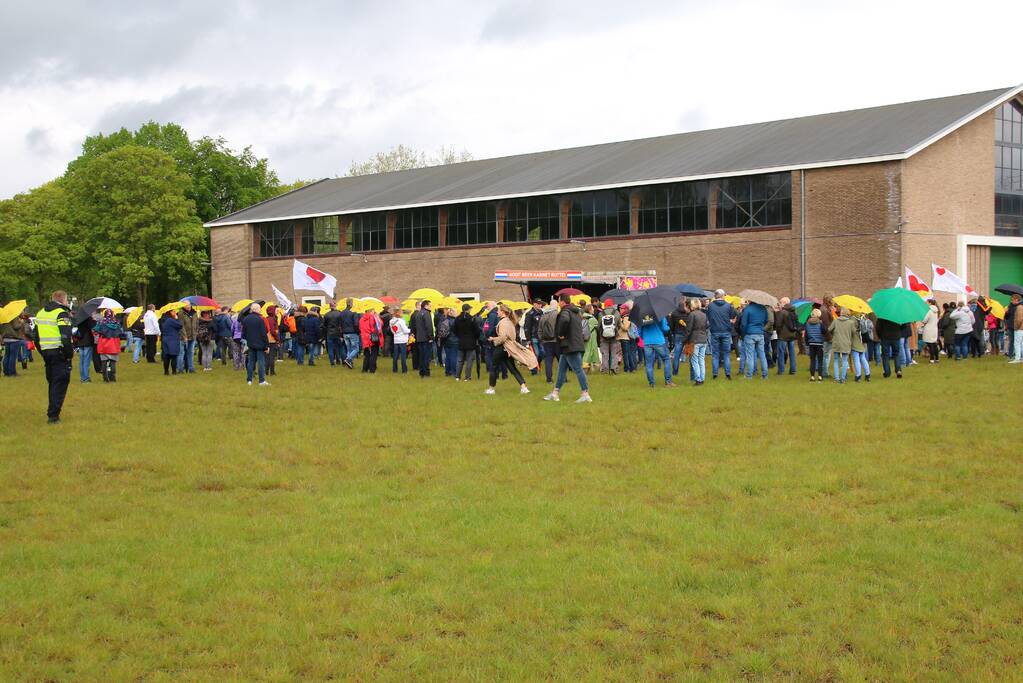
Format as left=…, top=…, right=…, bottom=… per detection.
left=554, top=287, right=583, bottom=296
left=380, top=296, right=399, bottom=304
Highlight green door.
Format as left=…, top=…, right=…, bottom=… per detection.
left=990, top=247, right=1023, bottom=305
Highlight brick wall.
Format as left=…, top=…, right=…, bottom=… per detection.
left=211, top=224, right=252, bottom=303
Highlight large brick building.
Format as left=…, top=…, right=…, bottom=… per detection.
left=208, top=85, right=1023, bottom=307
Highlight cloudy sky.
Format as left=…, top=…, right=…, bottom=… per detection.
left=2, top=0, right=1020, bottom=199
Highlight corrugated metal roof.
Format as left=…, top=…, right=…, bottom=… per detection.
left=207, top=85, right=1022, bottom=227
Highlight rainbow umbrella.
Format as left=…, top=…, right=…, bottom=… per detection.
left=180, top=295, right=220, bottom=310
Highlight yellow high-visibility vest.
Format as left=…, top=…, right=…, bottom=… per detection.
left=35, top=307, right=66, bottom=351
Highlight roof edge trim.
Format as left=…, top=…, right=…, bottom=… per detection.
left=204, top=152, right=908, bottom=227
left=903, top=83, right=1023, bottom=159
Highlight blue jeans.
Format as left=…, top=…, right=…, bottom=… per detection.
left=306, top=343, right=318, bottom=365
left=710, top=332, right=732, bottom=377
left=132, top=336, right=144, bottom=362
left=18, top=339, right=31, bottom=362
left=177, top=340, right=195, bottom=372
left=444, top=344, right=458, bottom=376
left=622, top=340, right=637, bottom=372
left=822, top=341, right=832, bottom=378
left=555, top=351, right=589, bottom=392
left=690, top=342, right=707, bottom=382
left=671, top=334, right=687, bottom=375
left=901, top=338, right=911, bottom=366
left=832, top=352, right=850, bottom=382
left=645, top=343, right=671, bottom=385
left=343, top=333, right=361, bottom=362
left=294, top=340, right=305, bottom=365
left=78, top=346, right=93, bottom=381
left=954, top=334, right=970, bottom=360
left=2, top=341, right=19, bottom=375
left=851, top=350, right=870, bottom=378
left=246, top=348, right=266, bottom=383
left=392, top=343, right=408, bottom=372
left=326, top=336, right=343, bottom=365
left=743, top=334, right=767, bottom=378
left=776, top=339, right=796, bottom=374
left=530, top=338, right=541, bottom=375
left=418, top=342, right=433, bottom=376
left=881, top=340, right=902, bottom=376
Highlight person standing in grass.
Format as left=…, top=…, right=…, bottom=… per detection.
left=453, top=303, right=478, bottom=381
left=177, top=302, right=197, bottom=374
left=1008, top=294, right=1023, bottom=363
left=129, top=312, right=145, bottom=364
left=438, top=307, right=458, bottom=377
left=142, top=304, right=160, bottom=363
left=242, top=303, right=270, bottom=386
left=485, top=304, right=534, bottom=395
left=0, top=309, right=25, bottom=377
left=640, top=315, right=673, bottom=388
left=739, top=301, right=769, bottom=380
left=262, top=305, right=280, bottom=377
left=828, top=307, right=856, bottom=383
left=949, top=302, right=975, bottom=361
left=323, top=301, right=343, bottom=367
left=74, top=313, right=96, bottom=383
left=684, top=299, right=708, bottom=385
left=196, top=310, right=215, bottom=372
left=413, top=300, right=435, bottom=378
left=160, top=310, right=182, bottom=376
left=875, top=316, right=903, bottom=379
left=538, top=301, right=560, bottom=383
left=389, top=310, right=410, bottom=373
left=34, top=291, right=73, bottom=423
left=774, top=298, right=798, bottom=375
left=599, top=301, right=623, bottom=375
left=850, top=314, right=871, bottom=383
left=359, top=307, right=383, bottom=373
left=706, top=289, right=736, bottom=380
left=921, top=299, right=940, bottom=363
left=616, top=306, right=634, bottom=374
left=803, top=309, right=825, bottom=381
left=581, top=304, right=600, bottom=373
left=302, top=307, right=322, bottom=367
left=523, top=299, right=544, bottom=377
left=94, top=309, right=122, bottom=382
left=544, top=294, right=592, bottom=403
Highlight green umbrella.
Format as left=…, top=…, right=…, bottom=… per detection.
left=795, top=301, right=815, bottom=324
left=868, top=288, right=929, bottom=324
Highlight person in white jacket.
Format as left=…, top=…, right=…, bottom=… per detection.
left=949, top=302, right=975, bottom=361
left=920, top=301, right=940, bottom=363
left=389, top=313, right=411, bottom=374
left=142, top=304, right=160, bottom=363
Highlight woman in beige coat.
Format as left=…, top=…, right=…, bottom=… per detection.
left=920, top=301, right=940, bottom=363
left=485, top=305, right=537, bottom=395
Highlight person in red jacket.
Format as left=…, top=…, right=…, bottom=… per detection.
left=359, top=309, right=384, bottom=373
left=94, top=308, right=123, bottom=382
left=263, top=304, right=280, bottom=376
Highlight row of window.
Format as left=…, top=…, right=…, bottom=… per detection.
left=256, top=173, right=794, bottom=257
left=995, top=101, right=1023, bottom=237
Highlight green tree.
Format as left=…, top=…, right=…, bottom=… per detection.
left=0, top=180, right=93, bottom=307
left=346, top=144, right=473, bottom=176
left=67, top=145, right=205, bottom=306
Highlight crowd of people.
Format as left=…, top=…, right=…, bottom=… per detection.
left=3, top=287, right=1021, bottom=423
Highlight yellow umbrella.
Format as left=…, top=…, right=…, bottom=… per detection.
left=724, top=294, right=743, bottom=308
left=833, top=294, right=872, bottom=315
left=359, top=299, right=385, bottom=313
left=158, top=301, right=187, bottom=316
left=125, top=307, right=144, bottom=328
left=570, top=294, right=590, bottom=307
left=0, top=300, right=27, bottom=324
left=437, top=296, right=462, bottom=311
left=465, top=301, right=487, bottom=315
left=409, top=288, right=444, bottom=302
left=987, top=297, right=1006, bottom=320
left=509, top=301, right=531, bottom=312
left=231, top=298, right=254, bottom=313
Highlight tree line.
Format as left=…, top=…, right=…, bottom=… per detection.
left=0, top=123, right=471, bottom=310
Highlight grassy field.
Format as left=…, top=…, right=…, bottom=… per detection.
left=1, top=352, right=1021, bottom=681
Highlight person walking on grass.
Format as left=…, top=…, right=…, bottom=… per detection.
left=242, top=303, right=270, bottom=385
left=339, top=299, right=360, bottom=369
left=359, top=307, right=383, bottom=373
left=828, top=307, right=856, bottom=384
left=389, top=310, right=410, bottom=373
left=454, top=303, right=478, bottom=381
left=94, top=309, right=122, bottom=383
left=160, top=310, right=182, bottom=376
left=197, top=310, right=216, bottom=372
left=544, top=294, right=592, bottom=403
left=35, top=290, right=73, bottom=424
left=485, top=304, right=535, bottom=395
left=803, top=308, right=825, bottom=381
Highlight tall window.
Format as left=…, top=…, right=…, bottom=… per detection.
left=570, top=190, right=630, bottom=238
left=638, top=182, right=710, bottom=233
left=996, top=100, right=1023, bottom=236
left=394, top=207, right=439, bottom=249
left=446, top=202, right=497, bottom=246
left=714, top=172, right=791, bottom=229
left=257, top=221, right=294, bottom=257
left=301, top=215, right=339, bottom=254
left=348, top=212, right=387, bottom=251
left=504, top=196, right=560, bottom=242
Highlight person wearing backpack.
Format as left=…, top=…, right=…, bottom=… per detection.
left=597, top=302, right=621, bottom=374
left=543, top=294, right=592, bottom=403
left=850, top=313, right=871, bottom=382
left=538, top=301, right=559, bottom=383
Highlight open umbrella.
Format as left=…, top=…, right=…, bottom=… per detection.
left=599, top=288, right=632, bottom=306
left=125, top=307, right=144, bottom=328
left=180, top=295, right=220, bottom=310
left=0, top=300, right=27, bottom=324
left=738, top=289, right=778, bottom=308
left=795, top=301, right=817, bottom=324
left=868, top=288, right=929, bottom=324
left=569, top=293, right=591, bottom=307
left=408, top=288, right=444, bottom=302
left=833, top=294, right=872, bottom=315
left=994, top=283, right=1023, bottom=297
left=672, top=283, right=707, bottom=298
left=231, top=299, right=255, bottom=313
left=157, top=301, right=187, bottom=317
left=987, top=298, right=1006, bottom=320
left=380, top=296, right=399, bottom=304
left=554, top=287, right=583, bottom=296
left=73, top=296, right=124, bottom=324
left=628, top=286, right=681, bottom=326
left=723, top=294, right=743, bottom=309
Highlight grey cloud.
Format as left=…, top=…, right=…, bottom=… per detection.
left=25, top=127, right=55, bottom=155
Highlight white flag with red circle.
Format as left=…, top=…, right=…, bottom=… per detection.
left=293, top=259, right=336, bottom=298
left=930, top=263, right=967, bottom=294
left=904, top=266, right=932, bottom=296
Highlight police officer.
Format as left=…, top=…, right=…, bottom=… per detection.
left=34, top=290, right=73, bottom=424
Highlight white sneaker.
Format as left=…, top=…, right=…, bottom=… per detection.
left=575, top=394, right=593, bottom=403
left=543, top=393, right=559, bottom=402
left=454, top=378, right=460, bottom=382
left=520, top=385, right=530, bottom=394
left=484, top=387, right=495, bottom=395
left=259, top=381, right=271, bottom=386
left=247, top=381, right=252, bottom=385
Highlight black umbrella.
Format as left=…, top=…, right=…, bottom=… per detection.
left=599, top=288, right=633, bottom=306
left=994, top=283, right=1023, bottom=297
left=627, top=286, right=681, bottom=326
left=672, top=283, right=707, bottom=298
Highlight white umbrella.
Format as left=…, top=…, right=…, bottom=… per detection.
left=87, top=297, right=124, bottom=310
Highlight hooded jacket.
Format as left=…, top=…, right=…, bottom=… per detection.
left=706, top=299, right=737, bottom=334
left=555, top=304, right=584, bottom=353
left=739, top=303, right=769, bottom=336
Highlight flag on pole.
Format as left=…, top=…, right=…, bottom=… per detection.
left=894, top=276, right=903, bottom=289
left=904, top=266, right=932, bottom=296
left=271, top=283, right=293, bottom=312
left=292, top=259, right=336, bottom=299
left=931, top=263, right=967, bottom=294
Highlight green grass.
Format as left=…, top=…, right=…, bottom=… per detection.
left=1, top=353, right=1021, bottom=681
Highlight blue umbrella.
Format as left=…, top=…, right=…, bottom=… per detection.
left=672, top=283, right=707, bottom=298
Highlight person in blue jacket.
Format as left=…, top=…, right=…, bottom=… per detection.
left=159, top=310, right=183, bottom=376
left=303, top=308, right=322, bottom=366
left=706, top=290, right=737, bottom=379
left=739, top=302, right=770, bottom=379
left=640, top=316, right=673, bottom=387
left=214, top=306, right=233, bottom=364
